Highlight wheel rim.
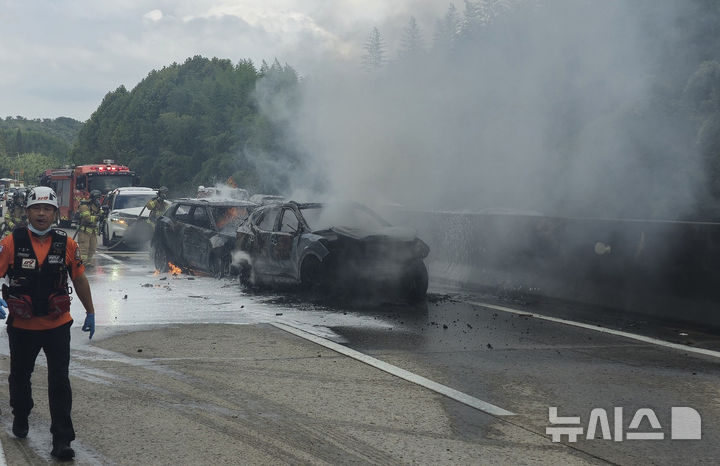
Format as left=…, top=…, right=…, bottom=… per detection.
left=154, top=246, right=168, bottom=271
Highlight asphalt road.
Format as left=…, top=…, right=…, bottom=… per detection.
left=0, top=242, right=716, bottom=464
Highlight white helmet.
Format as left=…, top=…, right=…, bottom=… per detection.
left=26, top=186, right=59, bottom=209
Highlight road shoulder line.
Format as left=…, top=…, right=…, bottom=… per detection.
left=467, top=300, right=720, bottom=360
left=271, top=322, right=515, bottom=417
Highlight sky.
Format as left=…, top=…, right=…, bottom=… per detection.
left=0, top=0, right=448, bottom=121
left=1, top=0, right=703, bottom=219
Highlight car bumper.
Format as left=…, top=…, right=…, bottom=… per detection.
left=109, top=219, right=130, bottom=237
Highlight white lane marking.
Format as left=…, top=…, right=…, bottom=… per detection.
left=97, top=253, right=123, bottom=264
left=272, top=322, right=515, bottom=417
left=468, top=301, right=720, bottom=360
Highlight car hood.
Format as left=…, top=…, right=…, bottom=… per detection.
left=111, top=207, right=150, bottom=218
left=321, top=225, right=418, bottom=242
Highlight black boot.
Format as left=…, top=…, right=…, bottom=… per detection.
left=51, top=441, right=75, bottom=461
left=12, top=416, right=28, bottom=438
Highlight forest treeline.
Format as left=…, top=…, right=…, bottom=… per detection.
left=0, top=117, right=82, bottom=184
left=2, top=0, right=720, bottom=219
left=71, top=56, right=301, bottom=195
left=1, top=57, right=300, bottom=196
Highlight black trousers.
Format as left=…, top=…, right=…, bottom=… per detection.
left=7, top=320, right=75, bottom=443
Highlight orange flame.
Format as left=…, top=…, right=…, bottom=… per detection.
left=168, top=262, right=182, bottom=275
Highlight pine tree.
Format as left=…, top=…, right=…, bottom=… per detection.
left=362, top=27, right=386, bottom=71
left=399, top=17, right=424, bottom=61
left=434, top=3, right=461, bottom=53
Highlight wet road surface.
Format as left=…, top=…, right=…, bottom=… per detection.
left=0, top=241, right=717, bottom=464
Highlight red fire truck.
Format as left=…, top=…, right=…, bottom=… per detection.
left=40, top=160, right=137, bottom=226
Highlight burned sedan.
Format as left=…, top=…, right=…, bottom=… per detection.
left=235, top=201, right=430, bottom=299
left=152, top=198, right=257, bottom=277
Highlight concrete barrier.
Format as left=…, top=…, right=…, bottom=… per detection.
left=393, top=209, right=720, bottom=329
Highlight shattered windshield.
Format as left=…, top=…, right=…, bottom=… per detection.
left=300, top=204, right=389, bottom=232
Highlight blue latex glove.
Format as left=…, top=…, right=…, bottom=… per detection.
left=82, top=314, right=95, bottom=339
left=0, top=298, right=6, bottom=319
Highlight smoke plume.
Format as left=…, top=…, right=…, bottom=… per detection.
left=258, top=0, right=702, bottom=220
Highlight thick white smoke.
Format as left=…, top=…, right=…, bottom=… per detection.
left=257, top=0, right=702, bottom=220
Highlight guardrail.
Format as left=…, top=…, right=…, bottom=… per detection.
left=393, top=209, right=720, bottom=329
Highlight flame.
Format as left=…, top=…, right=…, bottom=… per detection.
left=168, top=262, right=182, bottom=275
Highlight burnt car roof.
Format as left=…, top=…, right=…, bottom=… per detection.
left=255, top=200, right=364, bottom=210
left=174, top=198, right=258, bottom=207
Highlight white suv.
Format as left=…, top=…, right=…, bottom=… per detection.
left=101, top=187, right=158, bottom=246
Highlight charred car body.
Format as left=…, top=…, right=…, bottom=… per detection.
left=152, top=198, right=256, bottom=276
left=235, top=201, right=430, bottom=299
left=249, top=194, right=285, bottom=205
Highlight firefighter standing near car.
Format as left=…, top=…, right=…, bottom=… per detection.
left=0, top=186, right=96, bottom=461
left=76, top=189, right=102, bottom=263
left=2, top=191, right=28, bottom=238
left=144, top=186, right=169, bottom=227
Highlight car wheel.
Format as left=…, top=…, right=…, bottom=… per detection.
left=300, top=256, right=328, bottom=292
left=152, top=243, right=170, bottom=272
left=404, top=261, right=428, bottom=302
left=237, top=259, right=252, bottom=286
left=210, top=254, right=230, bottom=279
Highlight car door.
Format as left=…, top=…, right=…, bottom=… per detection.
left=251, top=206, right=281, bottom=276
left=271, top=208, right=301, bottom=279
left=184, top=206, right=213, bottom=269
left=156, top=204, right=188, bottom=264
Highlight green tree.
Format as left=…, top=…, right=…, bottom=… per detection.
left=0, top=152, right=61, bottom=185
left=15, top=129, right=23, bottom=154
left=0, top=116, right=81, bottom=166
left=71, top=55, right=299, bottom=195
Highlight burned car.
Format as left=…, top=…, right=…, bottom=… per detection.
left=152, top=198, right=257, bottom=277
left=235, top=201, right=430, bottom=299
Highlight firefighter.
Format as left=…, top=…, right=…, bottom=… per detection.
left=76, top=190, right=102, bottom=263
left=2, top=191, right=28, bottom=238
left=144, top=186, right=169, bottom=226
left=0, top=186, right=96, bottom=460
left=4, top=189, right=15, bottom=209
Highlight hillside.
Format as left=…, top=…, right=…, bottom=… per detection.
left=0, top=116, right=83, bottom=183
left=71, top=56, right=300, bottom=195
